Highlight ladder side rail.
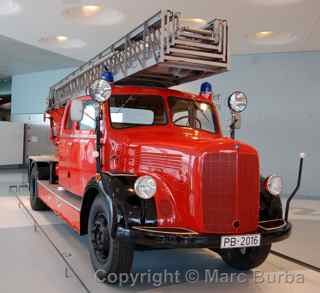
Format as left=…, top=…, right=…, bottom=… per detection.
left=48, top=11, right=230, bottom=110
left=49, top=10, right=163, bottom=106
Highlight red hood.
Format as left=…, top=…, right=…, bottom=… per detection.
left=120, top=126, right=258, bottom=157
left=106, top=125, right=260, bottom=234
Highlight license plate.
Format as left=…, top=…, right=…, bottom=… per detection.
left=220, top=234, right=261, bottom=249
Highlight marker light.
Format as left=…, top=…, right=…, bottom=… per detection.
left=134, top=175, right=157, bottom=199
left=228, top=91, right=248, bottom=113
left=265, top=175, right=283, bottom=196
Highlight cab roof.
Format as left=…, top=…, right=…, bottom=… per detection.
left=110, top=85, right=211, bottom=103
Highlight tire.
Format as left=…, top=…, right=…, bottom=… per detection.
left=29, top=165, right=49, bottom=211
left=220, top=244, right=271, bottom=270
left=88, top=195, right=134, bottom=283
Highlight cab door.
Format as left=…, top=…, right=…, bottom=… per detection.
left=70, top=100, right=97, bottom=195
left=58, top=102, right=77, bottom=191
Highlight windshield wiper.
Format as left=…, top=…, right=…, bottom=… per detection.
left=115, top=96, right=134, bottom=113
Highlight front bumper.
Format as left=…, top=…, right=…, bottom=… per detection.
left=116, top=219, right=292, bottom=249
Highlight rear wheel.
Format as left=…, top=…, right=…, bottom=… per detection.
left=88, top=195, right=134, bottom=283
left=29, top=165, right=49, bottom=211
left=219, top=244, right=271, bottom=270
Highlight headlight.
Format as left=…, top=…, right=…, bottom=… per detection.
left=228, top=91, right=248, bottom=113
left=265, top=175, right=283, bottom=196
left=89, top=79, right=112, bottom=103
left=134, top=175, right=157, bottom=199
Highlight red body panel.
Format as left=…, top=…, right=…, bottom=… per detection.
left=38, top=182, right=80, bottom=233
left=46, top=86, right=260, bottom=235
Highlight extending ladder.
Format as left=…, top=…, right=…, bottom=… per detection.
left=48, top=10, right=229, bottom=110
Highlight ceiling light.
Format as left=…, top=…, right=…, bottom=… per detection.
left=0, top=0, right=20, bottom=15
left=81, top=5, right=103, bottom=16
left=247, top=31, right=297, bottom=45
left=56, top=35, right=68, bottom=42
left=63, top=5, right=124, bottom=26
left=39, top=36, right=86, bottom=49
left=255, top=31, right=273, bottom=39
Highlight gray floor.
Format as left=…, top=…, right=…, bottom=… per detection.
left=0, top=170, right=319, bottom=292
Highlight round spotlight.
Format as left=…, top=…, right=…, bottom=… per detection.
left=89, top=79, right=112, bottom=103
left=228, top=91, right=248, bottom=113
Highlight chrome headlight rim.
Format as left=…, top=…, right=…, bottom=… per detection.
left=89, top=78, right=112, bottom=103
left=265, top=175, right=283, bottom=196
left=227, top=91, right=248, bottom=113
left=134, top=175, right=157, bottom=200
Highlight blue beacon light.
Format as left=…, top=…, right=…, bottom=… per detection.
left=200, top=82, right=213, bottom=97
left=101, top=70, right=114, bottom=82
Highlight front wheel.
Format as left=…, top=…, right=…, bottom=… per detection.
left=219, top=244, right=271, bottom=270
left=88, top=195, right=134, bottom=283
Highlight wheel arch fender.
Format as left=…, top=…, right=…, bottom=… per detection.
left=28, top=159, right=50, bottom=189
left=80, top=175, right=119, bottom=236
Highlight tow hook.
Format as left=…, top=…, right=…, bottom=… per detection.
left=284, top=153, right=306, bottom=221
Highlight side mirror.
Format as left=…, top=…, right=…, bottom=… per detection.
left=70, top=100, right=84, bottom=122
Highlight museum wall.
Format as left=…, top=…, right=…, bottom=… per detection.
left=11, top=67, right=75, bottom=116
left=11, top=51, right=320, bottom=196
left=176, top=51, right=320, bottom=197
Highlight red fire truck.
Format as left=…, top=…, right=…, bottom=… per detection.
left=28, top=10, right=304, bottom=280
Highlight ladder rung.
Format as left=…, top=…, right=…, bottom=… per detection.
left=177, top=31, right=216, bottom=42
left=175, top=39, right=219, bottom=50
left=164, top=55, right=228, bottom=68
left=181, top=26, right=213, bottom=36
left=169, top=48, right=224, bottom=60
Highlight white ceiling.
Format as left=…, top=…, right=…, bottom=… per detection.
left=0, top=34, right=81, bottom=78
left=0, top=0, right=319, bottom=76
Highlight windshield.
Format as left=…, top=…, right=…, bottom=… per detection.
left=109, top=95, right=167, bottom=129
left=168, top=96, right=217, bottom=133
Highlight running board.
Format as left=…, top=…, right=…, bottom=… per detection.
left=37, top=180, right=82, bottom=233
